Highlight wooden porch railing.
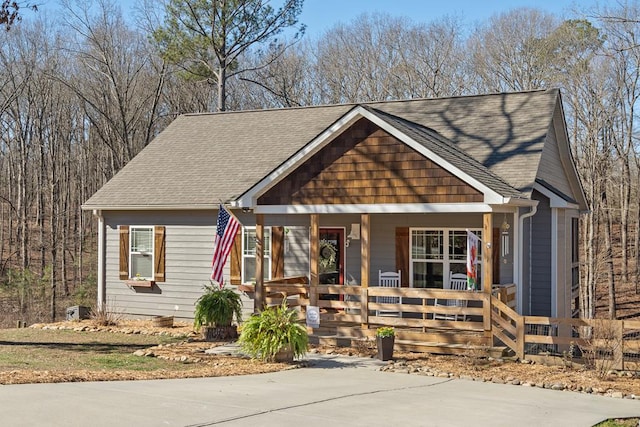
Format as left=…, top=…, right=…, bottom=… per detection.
left=489, top=294, right=640, bottom=370
left=239, top=281, right=640, bottom=369
left=490, top=294, right=525, bottom=359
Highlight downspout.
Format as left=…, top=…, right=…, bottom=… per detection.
left=93, top=210, right=107, bottom=308
left=518, top=205, right=537, bottom=315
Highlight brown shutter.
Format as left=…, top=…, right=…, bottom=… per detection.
left=119, top=226, right=129, bottom=280
left=492, top=227, right=500, bottom=283
left=395, top=227, right=409, bottom=287
left=271, top=226, right=285, bottom=280
left=229, top=229, right=242, bottom=285
left=154, top=226, right=166, bottom=282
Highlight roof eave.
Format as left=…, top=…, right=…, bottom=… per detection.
left=81, top=204, right=219, bottom=211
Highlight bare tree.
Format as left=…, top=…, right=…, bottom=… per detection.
left=152, top=0, right=305, bottom=112
left=597, top=3, right=640, bottom=291
left=62, top=0, right=166, bottom=172
left=468, top=8, right=558, bottom=92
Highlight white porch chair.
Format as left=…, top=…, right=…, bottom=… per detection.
left=433, top=272, right=468, bottom=321
left=376, top=270, right=402, bottom=317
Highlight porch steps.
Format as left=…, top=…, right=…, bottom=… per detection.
left=309, top=324, right=511, bottom=357
left=394, top=340, right=509, bottom=358
left=308, top=333, right=509, bottom=357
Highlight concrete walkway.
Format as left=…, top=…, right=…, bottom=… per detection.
left=0, top=353, right=638, bottom=427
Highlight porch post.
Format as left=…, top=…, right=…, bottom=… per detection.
left=310, top=214, right=319, bottom=307
left=483, top=212, right=493, bottom=341
left=255, top=214, right=264, bottom=312
left=360, top=213, right=370, bottom=327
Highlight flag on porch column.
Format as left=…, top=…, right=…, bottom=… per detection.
left=211, top=205, right=241, bottom=287
left=466, top=230, right=479, bottom=291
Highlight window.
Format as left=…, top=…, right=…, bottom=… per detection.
left=130, top=226, right=154, bottom=279
left=118, top=225, right=165, bottom=282
left=242, top=227, right=271, bottom=283
left=410, top=228, right=481, bottom=288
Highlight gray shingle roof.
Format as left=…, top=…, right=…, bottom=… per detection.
left=83, top=89, right=559, bottom=209
left=364, top=106, right=524, bottom=199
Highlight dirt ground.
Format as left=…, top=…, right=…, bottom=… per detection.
left=597, top=274, right=640, bottom=320
left=17, top=319, right=640, bottom=398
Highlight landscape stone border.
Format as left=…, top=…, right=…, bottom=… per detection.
left=380, top=359, right=639, bottom=400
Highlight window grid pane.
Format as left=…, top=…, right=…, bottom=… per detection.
left=242, top=227, right=271, bottom=283
left=411, top=228, right=482, bottom=289
left=131, top=228, right=153, bottom=253
left=412, top=261, right=443, bottom=288
left=412, top=230, right=442, bottom=260
left=448, top=230, right=483, bottom=260
left=243, top=230, right=271, bottom=256
left=449, top=231, right=467, bottom=261
left=131, top=254, right=153, bottom=278
left=129, top=226, right=153, bottom=279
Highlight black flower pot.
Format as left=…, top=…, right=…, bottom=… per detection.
left=376, top=336, right=395, bottom=361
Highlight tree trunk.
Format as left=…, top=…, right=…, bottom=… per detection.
left=603, top=190, right=617, bottom=320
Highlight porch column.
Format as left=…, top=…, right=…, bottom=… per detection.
left=360, top=213, right=370, bottom=326
left=255, top=214, right=264, bottom=312
left=483, top=212, right=493, bottom=340
left=309, top=214, right=319, bottom=307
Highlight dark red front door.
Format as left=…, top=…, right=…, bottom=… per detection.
left=319, top=228, right=344, bottom=285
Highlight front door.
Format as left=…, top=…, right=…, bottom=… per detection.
left=319, top=228, right=344, bottom=285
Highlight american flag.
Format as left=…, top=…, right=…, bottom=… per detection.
left=210, top=205, right=241, bottom=287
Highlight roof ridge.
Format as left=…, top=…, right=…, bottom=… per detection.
left=180, top=89, right=558, bottom=118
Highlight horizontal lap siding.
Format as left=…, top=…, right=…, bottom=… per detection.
left=538, top=120, right=573, bottom=198
left=556, top=209, right=567, bottom=318
left=104, top=211, right=492, bottom=318
left=104, top=211, right=252, bottom=320
left=258, top=119, right=483, bottom=205
left=530, top=191, right=552, bottom=316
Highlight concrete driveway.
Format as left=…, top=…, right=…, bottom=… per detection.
left=1, top=354, right=638, bottom=426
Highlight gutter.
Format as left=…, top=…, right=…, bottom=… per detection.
left=517, top=204, right=538, bottom=315
left=93, top=210, right=107, bottom=308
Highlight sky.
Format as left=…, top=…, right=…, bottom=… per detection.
left=296, top=0, right=596, bottom=38
left=33, top=0, right=604, bottom=36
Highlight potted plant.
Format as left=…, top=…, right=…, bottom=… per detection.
left=376, top=326, right=395, bottom=361
left=238, top=300, right=308, bottom=362
left=194, top=283, right=243, bottom=341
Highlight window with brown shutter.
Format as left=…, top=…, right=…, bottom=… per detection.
left=271, top=226, right=285, bottom=280
left=231, top=226, right=283, bottom=284
left=119, top=226, right=129, bottom=280
left=154, top=226, right=166, bottom=282
left=230, top=229, right=242, bottom=285
left=119, top=225, right=165, bottom=282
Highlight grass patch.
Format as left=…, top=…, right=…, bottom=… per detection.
left=0, top=324, right=290, bottom=385
left=594, top=419, right=640, bottom=427
left=0, top=328, right=183, bottom=373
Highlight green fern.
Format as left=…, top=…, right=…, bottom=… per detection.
left=193, top=283, right=242, bottom=330
left=238, top=300, right=308, bottom=362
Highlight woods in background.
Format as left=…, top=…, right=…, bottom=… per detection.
left=0, top=0, right=638, bottom=322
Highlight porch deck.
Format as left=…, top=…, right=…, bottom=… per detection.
left=239, top=280, right=640, bottom=370
left=239, top=280, right=517, bottom=355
